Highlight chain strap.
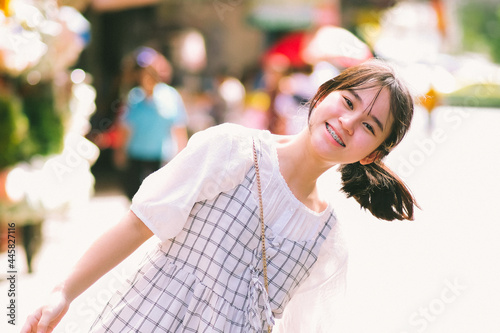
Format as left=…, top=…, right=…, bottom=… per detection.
left=252, top=139, right=272, bottom=333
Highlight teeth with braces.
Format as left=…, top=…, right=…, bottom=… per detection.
left=326, top=123, right=345, bottom=147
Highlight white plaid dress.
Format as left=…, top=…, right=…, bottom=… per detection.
left=90, top=125, right=338, bottom=332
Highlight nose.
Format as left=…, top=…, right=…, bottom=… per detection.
left=339, top=113, right=355, bottom=135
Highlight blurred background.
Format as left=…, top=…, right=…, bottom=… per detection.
left=1, top=0, right=500, bottom=332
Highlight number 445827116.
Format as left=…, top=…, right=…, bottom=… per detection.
left=7, top=222, right=16, bottom=270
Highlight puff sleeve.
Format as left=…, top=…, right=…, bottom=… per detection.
left=273, top=220, right=349, bottom=332
left=130, top=123, right=255, bottom=242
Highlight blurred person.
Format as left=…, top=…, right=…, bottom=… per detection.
left=241, top=90, right=271, bottom=130
left=114, top=47, right=188, bottom=200
left=261, top=53, right=290, bottom=135
left=22, top=59, right=417, bottom=333
left=273, top=67, right=316, bottom=135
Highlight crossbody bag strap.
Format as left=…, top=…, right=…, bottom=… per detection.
left=252, top=138, right=272, bottom=333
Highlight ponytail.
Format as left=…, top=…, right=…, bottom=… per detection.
left=339, top=161, right=417, bottom=221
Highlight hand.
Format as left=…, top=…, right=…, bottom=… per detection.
left=21, top=290, right=70, bottom=333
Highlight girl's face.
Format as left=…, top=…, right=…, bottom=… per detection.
left=308, top=85, right=394, bottom=166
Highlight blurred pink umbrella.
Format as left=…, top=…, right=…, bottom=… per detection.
left=301, top=25, right=373, bottom=68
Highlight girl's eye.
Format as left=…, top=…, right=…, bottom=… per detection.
left=343, top=96, right=353, bottom=110
left=364, top=123, right=375, bottom=134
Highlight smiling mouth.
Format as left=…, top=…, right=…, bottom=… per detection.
left=326, top=123, right=346, bottom=147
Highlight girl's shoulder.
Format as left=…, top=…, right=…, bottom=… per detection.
left=191, top=123, right=272, bottom=150
left=186, top=124, right=275, bottom=177
left=197, top=122, right=264, bottom=137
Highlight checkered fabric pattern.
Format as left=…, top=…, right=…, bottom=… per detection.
left=90, top=157, right=335, bottom=332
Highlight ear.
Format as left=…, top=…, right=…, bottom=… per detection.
left=359, top=150, right=381, bottom=165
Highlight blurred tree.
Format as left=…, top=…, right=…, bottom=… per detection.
left=17, top=82, right=65, bottom=161
left=0, top=80, right=64, bottom=170
left=460, top=2, right=500, bottom=63
left=0, top=92, right=27, bottom=169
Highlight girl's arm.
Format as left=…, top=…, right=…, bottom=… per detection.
left=21, top=210, right=153, bottom=333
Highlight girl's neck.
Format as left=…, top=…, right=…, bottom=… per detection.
left=274, top=129, right=332, bottom=212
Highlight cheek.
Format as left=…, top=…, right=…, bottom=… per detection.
left=310, top=104, right=335, bottom=123
left=308, top=107, right=321, bottom=126
left=354, top=135, right=383, bottom=156
left=368, top=137, right=386, bottom=152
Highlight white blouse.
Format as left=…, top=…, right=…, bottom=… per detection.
left=131, top=123, right=348, bottom=332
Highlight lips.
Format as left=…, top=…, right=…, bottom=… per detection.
left=326, top=123, right=346, bottom=147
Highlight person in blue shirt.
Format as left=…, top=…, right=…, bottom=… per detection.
left=117, top=47, right=188, bottom=199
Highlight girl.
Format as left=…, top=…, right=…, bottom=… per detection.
left=22, top=59, right=416, bottom=333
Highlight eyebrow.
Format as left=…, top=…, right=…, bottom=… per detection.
left=347, top=89, right=385, bottom=132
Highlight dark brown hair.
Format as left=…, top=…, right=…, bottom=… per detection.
left=309, top=59, right=417, bottom=221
